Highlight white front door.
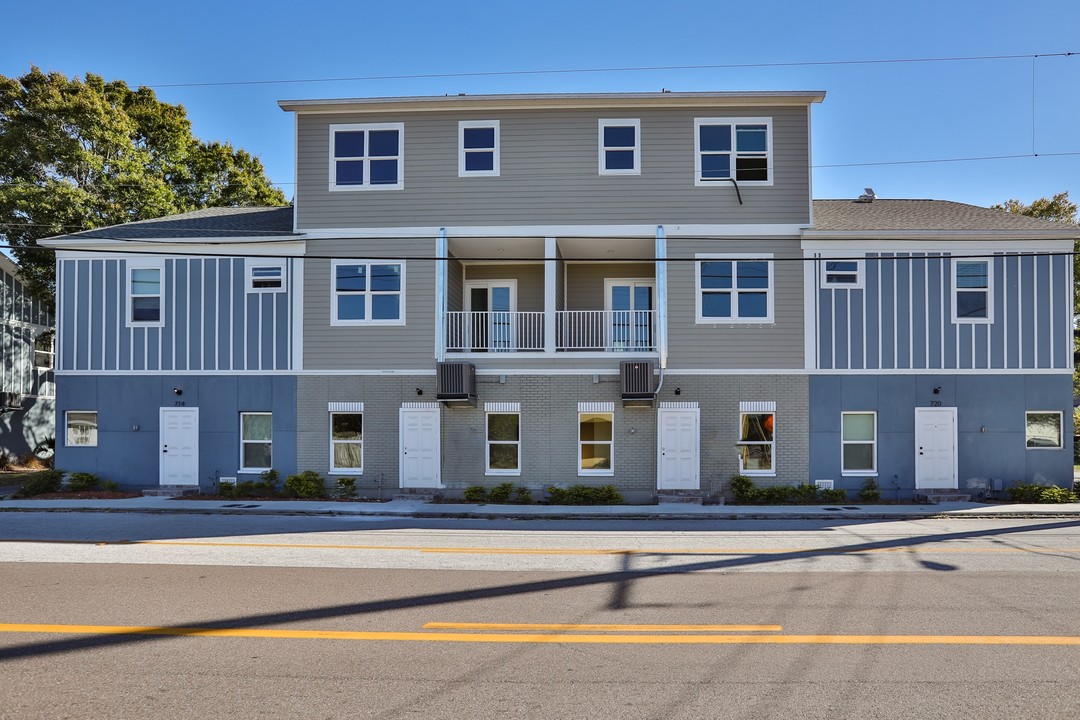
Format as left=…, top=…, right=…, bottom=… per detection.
left=160, top=407, right=199, bottom=486
left=657, top=408, right=699, bottom=490
left=400, top=407, right=441, bottom=488
left=915, top=407, right=957, bottom=489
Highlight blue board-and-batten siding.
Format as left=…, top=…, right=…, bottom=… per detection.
left=58, top=258, right=293, bottom=373
left=814, top=253, right=1070, bottom=371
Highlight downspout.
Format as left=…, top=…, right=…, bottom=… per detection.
left=435, top=228, right=447, bottom=362
left=655, top=225, right=668, bottom=394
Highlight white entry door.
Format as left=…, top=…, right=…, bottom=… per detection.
left=160, top=407, right=199, bottom=486
left=915, top=407, right=957, bottom=489
left=657, top=408, right=700, bottom=490
left=400, top=407, right=441, bottom=488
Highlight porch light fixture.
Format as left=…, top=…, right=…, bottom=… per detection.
left=933, top=386, right=941, bottom=395
left=173, top=387, right=183, bottom=396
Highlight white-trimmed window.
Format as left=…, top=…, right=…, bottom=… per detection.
left=952, top=259, right=992, bottom=323
left=65, top=411, right=98, bottom=447
left=738, top=411, right=774, bottom=475
left=329, top=122, right=404, bottom=190
left=486, top=412, right=520, bottom=474
left=841, top=412, right=877, bottom=474
left=459, top=121, right=500, bottom=177
left=821, top=259, right=863, bottom=289
left=330, top=412, right=363, bottom=472
left=696, top=254, right=774, bottom=323
left=246, top=259, right=286, bottom=292
left=240, top=412, right=272, bottom=471
left=599, top=119, right=640, bottom=175
left=1025, top=411, right=1062, bottom=449
left=695, top=118, right=772, bottom=186
left=127, top=259, right=165, bottom=326
left=579, top=412, right=614, bottom=475
left=331, top=260, right=404, bottom=325
left=34, top=331, right=54, bottom=369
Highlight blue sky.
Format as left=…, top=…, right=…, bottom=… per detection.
left=3, top=0, right=1078, bottom=209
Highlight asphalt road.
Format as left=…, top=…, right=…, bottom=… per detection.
left=2, top=513, right=1080, bottom=719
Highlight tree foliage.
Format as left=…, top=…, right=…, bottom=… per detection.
left=0, top=67, right=287, bottom=299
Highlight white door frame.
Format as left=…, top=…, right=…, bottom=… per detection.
left=159, top=407, right=199, bottom=486
left=656, top=407, right=700, bottom=490
left=605, top=277, right=655, bottom=350
left=399, top=405, right=442, bottom=488
left=464, top=279, right=517, bottom=351
left=914, top=407, right=958, bottom=490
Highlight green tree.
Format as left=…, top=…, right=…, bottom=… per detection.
left=0, top=67, right=287, bottom=300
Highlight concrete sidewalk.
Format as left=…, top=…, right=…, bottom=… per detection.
left=2, top=495, right=1080, bottom=520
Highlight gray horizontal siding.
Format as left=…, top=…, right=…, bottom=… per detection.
left=295, top=106, right=810, bottom=229
left=463, top=263, right=545, bottom=312
left=303, top=238, right=436, bottom=370
left=565, top=262, right=656, bottom=310
left=57, top=258, right=293, bottom=373
left=666, top=238, right=805, bottom=370
left=815, top=252, right=1071, bottom=371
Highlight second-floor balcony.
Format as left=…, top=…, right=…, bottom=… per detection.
left=446, top=310, right=657, bottom=353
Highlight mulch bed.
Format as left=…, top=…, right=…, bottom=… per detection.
left=24, top=491, right=141, bottom=500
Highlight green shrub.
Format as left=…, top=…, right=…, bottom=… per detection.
left=513, top=486, right=533, bottom=504
left=236, top=480, right=264, bottom=497
left=217, top=480, right=238, bottom=499
left=730, top=475, right=759, bottom=503
left=463, top=485, right=489, bottom=502
left=758, top=485, right=794, bottom=504
left=67, top=472, right=100, bottom=492
left=858, top=478, right=881, bottom=502
left=1008, top=483, right=1078, bottom=503
left=489, top=482, right=514, bottom=503
left=283, top=471, right=327, bottom=499
left=258, top=469, right=280, bottom=495
left=99, top=480, right=119, bottom=492
left=820, top=488, right=848, bottom=503
left=546, top=484, right=622, bottom=505
left=793, top=483, right=821, bottom=503
left=334, top=477, right=357, bottom=499
left=13, top=469, right=64, bottom=498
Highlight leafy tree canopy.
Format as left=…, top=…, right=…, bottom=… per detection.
left=991, top=191, right=1078, bottom=226
left=0, top=67, right=287, bottom=299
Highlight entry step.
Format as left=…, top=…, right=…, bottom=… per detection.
left=656, top=490, right=708, bottom=505
left=392, top=489, right=440, bottom=503
left=915, top=490, right=972, bottom=504
left=143, top=486, right=202, bottom=498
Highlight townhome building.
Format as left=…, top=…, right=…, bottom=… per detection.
left=41, top=91, right=1077, bottom=500
left=0, top=254, right=54, bottom=461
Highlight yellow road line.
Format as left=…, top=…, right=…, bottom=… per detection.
left=3, top=623, right=1080, bottom=646
left=422, top=622, right=783, bottom=632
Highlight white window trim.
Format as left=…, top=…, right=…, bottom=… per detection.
left=820, top=258, right=865, bottom=290
left=329, top=259, right=406, bottom=327
left=1025, top=410, right=1063, bottom=450
left=694, top=117, right=773, bottom=187
left=65, top=410, right=98, bottom=447
left=328, top=122, right=404, bottom=191
left=329, top=411, right=364, bottom=474
left=245, top=258, right=287, bottom=293
left=126, top=258, right=165, bottom=328
left=738, top=410, right=775, bottom=477
left=240, top=412, right=273, bottom=472
left=458, top=120, right=500, bottom=177
left=695, top=253, right=775, bottom=324
left=578, top=411, right=615, bottom=477
left=841, top=411, right=878, bottom=476
left=598, top=118, right=641, bottom=176
left=485, top=411, right=521, bottom=476
left=951, top=258, right=994, bottom=324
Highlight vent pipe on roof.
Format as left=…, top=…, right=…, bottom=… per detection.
left=857, top=187, right=876, bottom=203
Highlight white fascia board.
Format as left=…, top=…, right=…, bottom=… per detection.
left=300, top=224, right=807, bottom=239
left=802, top=230, right=1078, bottom=241
left=802, top=238, right=1074, bottom=253
left=47, top=240, right=307, bottom=257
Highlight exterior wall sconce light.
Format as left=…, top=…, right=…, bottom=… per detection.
left=932, top=386, right=941, bottom=395
left=675, top=387, right=682, bottom=395
left=416, top=388, right=423, bottom=396
left=173, top=387, right=183, bottom=396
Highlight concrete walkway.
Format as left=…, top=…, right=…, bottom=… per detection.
left=2, top=495, right=1080, bottom=520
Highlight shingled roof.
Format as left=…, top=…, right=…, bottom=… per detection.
left=44, top=206, right=296, bottom=242
left=811, top=199, right=1078, bottom=234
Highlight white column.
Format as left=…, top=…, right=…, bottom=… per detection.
left=544, top=236, right=557, bottom=353
left=655, top=226, right=668, bottom=369
left=435, top=229, right=447, bottom=362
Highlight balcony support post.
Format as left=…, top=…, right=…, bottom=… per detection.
left=656, top=225, right=668, bottom=369
left=544, top=236, right=557, bottom=354
left=436, top=228, right=447, bottom=362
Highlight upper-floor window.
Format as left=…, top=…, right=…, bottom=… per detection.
left=329, top=123, right=403, bottom=191
left=459, top=121, right=500, bottom=177
left=127, top=259, right=165, bottom=327
left=696, top=254, right=774, bottom=323
left=694, top=118, right=772, bottom=186
left=246, top=259, right=286, bottom=293
left=821, top=259, right=863, bottom=289
left=330, top=260, right=405, bottom=326
left=34, top=331, right=54, bottom=369
left=598, top=119, right=640, bottom=175
left=952, top=259, right=992, bottom=323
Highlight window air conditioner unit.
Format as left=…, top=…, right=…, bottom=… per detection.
left=620, top=361, right=656, bottom=407
left=436, top=362, right=477, bottom=407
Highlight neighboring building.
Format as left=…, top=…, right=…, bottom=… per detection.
left=0, top=254, right=55, bottom=460
left=40, top=92, right=1078, bottom=500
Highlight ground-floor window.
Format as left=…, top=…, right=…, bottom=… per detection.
left=240, top=412, right=272, bottom=470
left=1025, top=411, right=1062, bottom=449
left=66, top=410, right=98, bottom=447
left=579, top=412, right=614, bottom=475
left=486, top=412, right=520, bottom=474
left=738, top=411, right=774, bottom=474
left=330, top=412, right=363, bottom=472
left=842, top=411, right=877, bottom=473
